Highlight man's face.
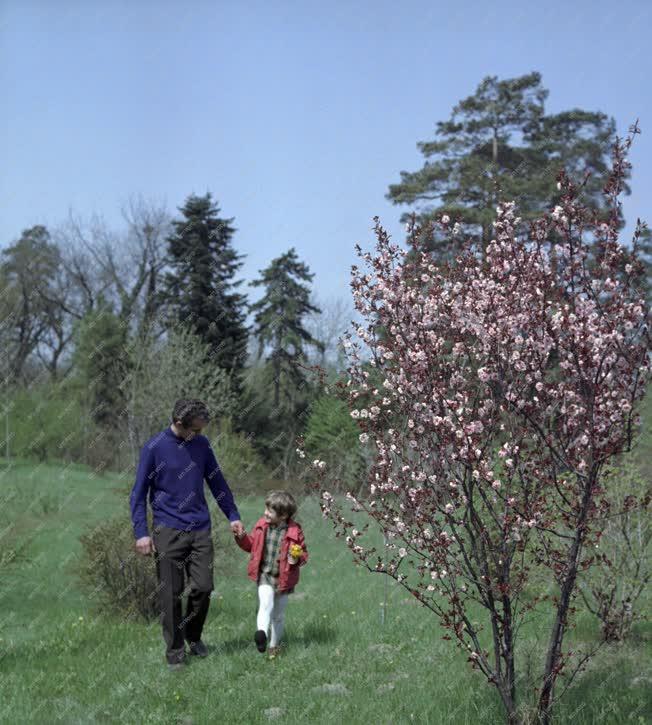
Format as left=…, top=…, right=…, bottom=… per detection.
left=174, top=417, right=208, bottom=441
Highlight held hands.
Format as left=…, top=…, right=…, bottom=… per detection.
left=137, top=524, right=247, bottom=555
left=230, top=520, right=245, bottom=539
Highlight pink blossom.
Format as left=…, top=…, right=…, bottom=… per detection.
left=319, top=130, right=651, bottom=723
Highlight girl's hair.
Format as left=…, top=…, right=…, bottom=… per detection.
left=265, top=490, right=298, bottom=520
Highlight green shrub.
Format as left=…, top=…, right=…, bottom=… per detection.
left=75, top=515, right=160, bottom=622
left=0, top=462, right=40, bottom=575
left=4, top=383, right=87, bottom=463
left=118, top=321, right=239, bottom=455
left=75, top=510, right=242, bottom=622
left=208, top=416, right=271, bottom=495
left=304, top=395, right=367, bottom=493
left=577, top=455, right=651, bottom=642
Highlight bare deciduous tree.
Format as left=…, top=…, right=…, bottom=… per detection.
left=54, top=195, right=171, bottom=336
left=304, top=293, right=358, bottom=369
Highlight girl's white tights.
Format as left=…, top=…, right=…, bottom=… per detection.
left=256, top=584, right=289, bottom=647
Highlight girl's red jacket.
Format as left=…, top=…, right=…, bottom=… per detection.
left=235, top=516, right=308, bottom=593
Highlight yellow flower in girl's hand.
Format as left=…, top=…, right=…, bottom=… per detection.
left=289, top=544, right=303, bottom=558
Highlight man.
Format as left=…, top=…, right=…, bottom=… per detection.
left=130, top=398, right=245, bottom=670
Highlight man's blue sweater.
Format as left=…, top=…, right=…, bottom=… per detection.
left=129, top=427, right=241, bottom=539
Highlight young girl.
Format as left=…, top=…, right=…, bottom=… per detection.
left=234, top=490, right=308, bottom=658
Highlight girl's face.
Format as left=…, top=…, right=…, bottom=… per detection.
left=264, top=506, right=287, bottom=526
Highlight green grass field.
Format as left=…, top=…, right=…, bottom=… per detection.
left=0, top=457, right=649, bottom=724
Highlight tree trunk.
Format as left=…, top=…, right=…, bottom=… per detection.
left=273, top=353, right=280, bottom=409
left=537, top=472, right=595, bottom=723
left=496, top=682, right=520, bottom=725
left=502, top=596, right=517, bottom=710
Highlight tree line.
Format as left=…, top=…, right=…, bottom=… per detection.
left=1, top=71, right=650, bottom=481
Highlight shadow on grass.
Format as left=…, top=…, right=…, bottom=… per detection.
left=211, top=636, right=253, bottom=655
left=282, top=621, right=338, bottom=649
left=213, top=622, right=337, bottom=655
left=551, top=643, right=652, bottom=723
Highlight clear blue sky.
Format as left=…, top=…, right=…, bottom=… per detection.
left=2, top=0, right=651, bottom=305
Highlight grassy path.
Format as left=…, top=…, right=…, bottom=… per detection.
left=0, top=459, right=649, bottom=724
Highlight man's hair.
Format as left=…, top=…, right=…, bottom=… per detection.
left=265, top=490, right=297, bottom=520
left=171, top=399, right=210, bottom=428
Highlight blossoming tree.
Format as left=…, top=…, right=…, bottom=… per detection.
left=301, top=124, right=650, bottom=724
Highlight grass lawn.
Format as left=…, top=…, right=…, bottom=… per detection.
left=0, top=457, right=649, bottom=724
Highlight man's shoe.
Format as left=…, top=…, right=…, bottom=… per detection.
left=254, top=629, right=267, bottom=652
left=187, top=640, right=209, bottom=657
left=167, top=658, right=187, bottom=671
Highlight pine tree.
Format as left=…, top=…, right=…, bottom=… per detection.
left=249, top=248, right=325, bottom=410
left=387, top=72, right=628, bottom=256
left=161, top=193, right=249, bottom=396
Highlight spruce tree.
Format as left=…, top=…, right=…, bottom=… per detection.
left=249, top=248, right=324, bottom=410
left=161, top=193, right=249, bottom=396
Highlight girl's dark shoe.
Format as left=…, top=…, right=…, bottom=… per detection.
left=254, top=629, right=267, bottom=652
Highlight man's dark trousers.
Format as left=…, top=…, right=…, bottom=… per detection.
left=152, top=524, right=214, bottom=664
